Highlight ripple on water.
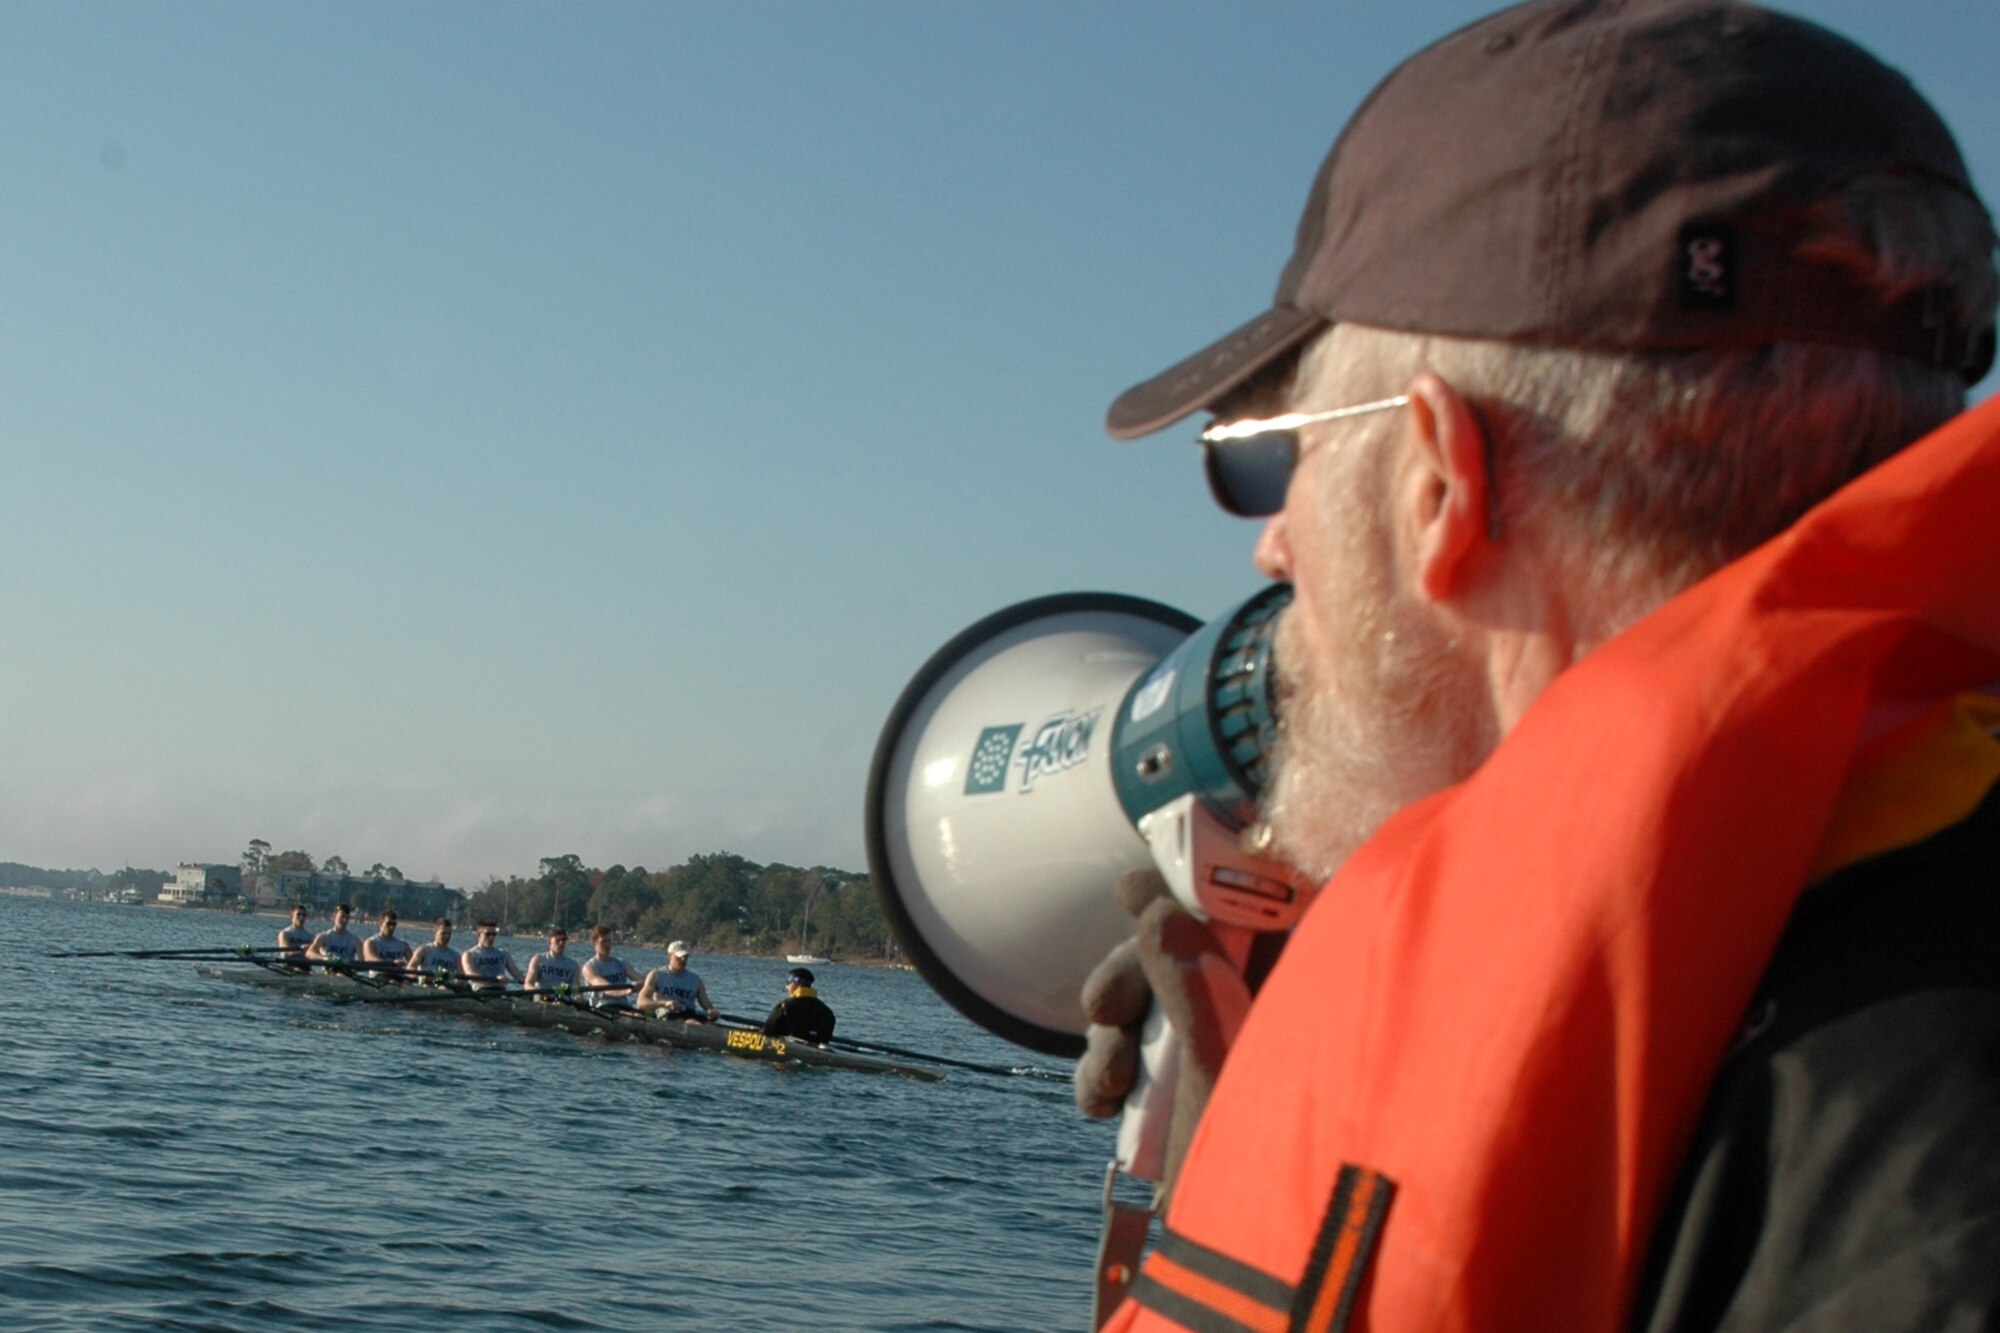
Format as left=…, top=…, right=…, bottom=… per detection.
left=132, top=1297, right=327, bottom=1333
left=0, top=1111, right=187, bottom=1148
left=0, top=1249, right=290, bottom=1301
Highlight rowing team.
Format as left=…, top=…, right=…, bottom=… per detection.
left=278, top=904, right=837, bottom=1043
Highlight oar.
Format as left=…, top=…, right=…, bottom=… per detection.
left=248, top=955, right=424, bottom=990
left=50, top=945, right=287, bottom=960
left=526, top=990, right=650, bottom=1030
left=714, top=1012, right=1068, bottom=1080
left=254, top=956, right=477, bottom=984
left=317, top=955, right=641, bottom=997
left=213, top=954, right=502, bottom=999
left=326, top=978, right=637, bottom=1005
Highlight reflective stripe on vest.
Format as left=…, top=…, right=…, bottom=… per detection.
left=1130, top=1166, right=1394, bottom=1333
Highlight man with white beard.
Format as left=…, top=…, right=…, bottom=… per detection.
left=1075, top=3, right=2000, bottom=1330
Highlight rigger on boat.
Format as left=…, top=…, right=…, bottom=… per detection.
left=195, top=954, right=946, bottom=1082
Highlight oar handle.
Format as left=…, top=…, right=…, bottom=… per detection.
left=322, top=973, right=645, bottom=1005
left=299, top=957, right=634, bottom=994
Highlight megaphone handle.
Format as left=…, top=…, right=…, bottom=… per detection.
left=1114, top=1002, right=1180, bottom=1182
left=1114, top=918, right=1257, bottom=1183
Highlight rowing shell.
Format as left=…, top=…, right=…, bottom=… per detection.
left=196, top=964, right=945, bottom=1082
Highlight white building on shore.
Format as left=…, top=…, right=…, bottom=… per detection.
left=158, top=863, right=243, bottom=906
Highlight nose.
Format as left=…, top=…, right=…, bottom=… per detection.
left=1254, top=511, right=1292, bottom=582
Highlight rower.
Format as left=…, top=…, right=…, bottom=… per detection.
left=763, top=967, right=837, bottom=1044
left=522, top=925, right=583, bottom=997
left=460, top=921, right=524, bottom=989
left=306, top=903, right=361, bottom=965
left=276, top=906, right=314, bottom=966
left=580, top=925, right=639, bottom=1009
left=361, top=910, right=413, bottom=975
left=407, top=919, right=459, bottom=983
left=636, top=940, right=718, bottom=1022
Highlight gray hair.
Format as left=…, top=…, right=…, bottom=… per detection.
left=1294, top=175, right=1995, bottom=637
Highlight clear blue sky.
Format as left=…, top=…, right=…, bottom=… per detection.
left=3, top=2, right=1994, bottom=888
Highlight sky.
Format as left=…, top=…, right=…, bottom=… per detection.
left=3, top=1, right=1995, bottom=889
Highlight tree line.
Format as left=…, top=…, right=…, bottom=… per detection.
left=458, top=853, right=896, bottom=961
left=3, top=844, right=901, bottom=964
left=0, top=863, right=168, bottom=895
left=1, top=862, right=109, bottom=892
left=240, top=839, right=409, bottom=899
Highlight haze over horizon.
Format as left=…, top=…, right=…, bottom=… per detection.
left=5, top=1, right=1995, bottom=888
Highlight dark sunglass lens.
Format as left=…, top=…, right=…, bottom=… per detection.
left=1203, top=430, right=1297, bottom=517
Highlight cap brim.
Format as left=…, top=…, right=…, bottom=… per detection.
left=1104, top=305, right=1326, bottom=440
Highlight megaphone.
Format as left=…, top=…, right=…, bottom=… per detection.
left=865, top=584, right=1315, bottom=1062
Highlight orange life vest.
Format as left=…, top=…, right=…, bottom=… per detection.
left=1106, top=394, right=2000, bottom=1333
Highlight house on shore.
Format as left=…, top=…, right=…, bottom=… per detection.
left=159, top=863, right=244, bottom=906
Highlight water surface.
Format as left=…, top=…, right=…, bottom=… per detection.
left=0, top=898, right=1110, bottom=1331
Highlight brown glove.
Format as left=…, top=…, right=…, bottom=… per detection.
left=1074, top=867, right=1260, bottom=1193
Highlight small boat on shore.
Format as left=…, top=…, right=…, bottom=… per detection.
left=785, top=953, right=831, bottom=965
left=196, top=963, right=943, bottom=1081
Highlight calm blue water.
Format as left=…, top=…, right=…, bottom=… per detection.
left=0, top=898, right=1112, bottom=1331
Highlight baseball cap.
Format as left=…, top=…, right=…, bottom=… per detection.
left=1106, top=0, right=1995, bottom=440
left=788, top=968, right=815, bottom=988
left=667, top=940, right=690, bottom=958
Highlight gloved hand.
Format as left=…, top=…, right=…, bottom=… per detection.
left=1074, top=867, right=1260, bottom=1193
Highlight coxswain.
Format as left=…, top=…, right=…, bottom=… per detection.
left=522, top=925, right=583, bottom=997
left=306, top=903, right=361, bottom=964
left=361, top=909, right=413, bottom=976
left=406, top=919, right=459, bottom=983
left=762, top=967, right=836, bottom=1044
left=580, top=925, right=639, bottom=1009
left=636, top=940, right=717, bottom=1022
left=460, top=921, right=524, bottom=989
left=276, top=905, right=314, bottom=965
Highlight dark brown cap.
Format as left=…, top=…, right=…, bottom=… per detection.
left=1107, top=0, right=1996, bottom=440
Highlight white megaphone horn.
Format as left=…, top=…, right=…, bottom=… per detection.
left=864, top=585, right=1317, bottom=1075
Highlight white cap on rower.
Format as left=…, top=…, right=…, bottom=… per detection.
left=666, top=940, right=689, bottom=958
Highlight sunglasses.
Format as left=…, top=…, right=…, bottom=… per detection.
left=1197, top=395, right=1409, bottom=517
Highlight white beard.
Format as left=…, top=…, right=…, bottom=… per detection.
left=1254, top=525, right=1491, bottom=886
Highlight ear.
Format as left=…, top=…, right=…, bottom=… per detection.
left=1398, top=371, right=1493, bottom=603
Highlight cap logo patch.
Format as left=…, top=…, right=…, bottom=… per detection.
left=1679, top=225, right=1735, bottom=309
